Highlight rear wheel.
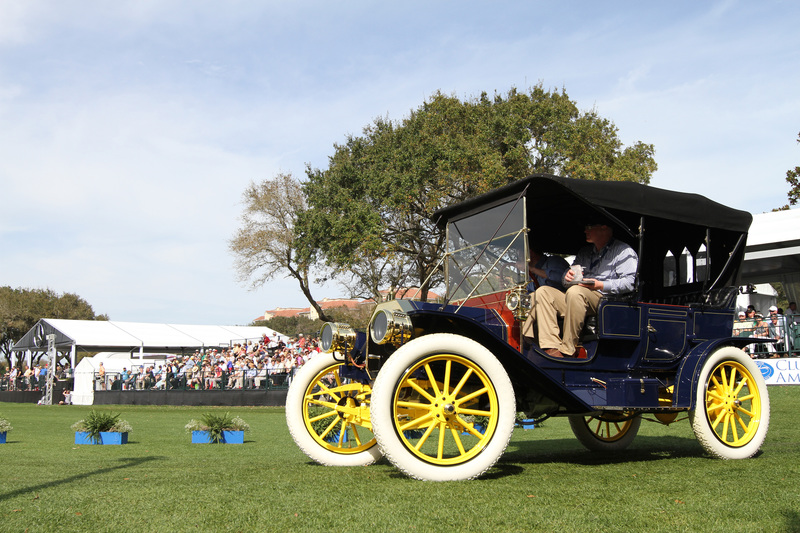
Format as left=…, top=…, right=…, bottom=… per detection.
left=370, top=333, right=515, bottom=481
left=569, top=412, right=641, bottom=452
left=286, top=353, right=381, bottom=466
left=690, top=346, right=769, bottom=459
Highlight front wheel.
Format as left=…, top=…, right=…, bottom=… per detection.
left=569, top=412, right=641, bottom=452
left=689, top=346, right=769, bottom=459
left=370, top=333, right=516, bottom=481
left=285, top=352, right=382, bottom=466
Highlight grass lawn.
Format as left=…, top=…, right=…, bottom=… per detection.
left=1, top=387, right=799, bottom=532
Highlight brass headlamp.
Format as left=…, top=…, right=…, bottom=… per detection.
left=505, top=284, right=531, bottom=321
left=320, top=322, right=356, bottom=353
left=370, top=308, right=413, bottom=346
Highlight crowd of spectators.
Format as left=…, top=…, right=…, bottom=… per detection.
left=94, top=333, right=321, bottom=391
left=733, top=302, right=799, bottom=358
left=0, top=362, right=73, bottom=392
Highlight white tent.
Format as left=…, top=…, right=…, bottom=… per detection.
left=13, top=319, right=284, bottom=353
left=735, top=283, right=777, bottom=316
left=741, top=209, right=800, bottom=303
left=13, top=318, right=285, bottom=360
left=12, top=319, right=287, bottom=403
left=72, top=352, right=173, bottom=405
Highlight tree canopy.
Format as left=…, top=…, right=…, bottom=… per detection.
left=296, top=86, right=657, bottom=302
left=229, top=172, right=332, bottom=321
left=0, top=286, right=107, bottom=368
left=786, top=131, right=800, bottom=207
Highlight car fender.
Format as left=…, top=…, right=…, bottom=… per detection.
left=673, top=337, right=751, bottom=409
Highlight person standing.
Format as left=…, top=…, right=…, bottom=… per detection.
left=97, top=362, right=106, bottom=390
left=768, top=309, right=785, bottom=356
left=8, top=366, right=18, bottom=391
left=120, top=368, right=130, bottom=390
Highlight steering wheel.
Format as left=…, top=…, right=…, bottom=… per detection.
left=498, top=262, right=522, bottom=288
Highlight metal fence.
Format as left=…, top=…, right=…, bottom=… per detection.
left=91, top=367, right=298, bottom=392
left=735, top=315, right=800, bottom=358
left=0, top=374, right=54, bottom=392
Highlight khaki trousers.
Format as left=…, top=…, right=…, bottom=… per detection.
left=532, top=285, right=602, bottom=355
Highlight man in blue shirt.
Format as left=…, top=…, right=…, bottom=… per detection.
left=535, top=222, right=638, bottom=358
left=38, top=364, right=48, bottom=391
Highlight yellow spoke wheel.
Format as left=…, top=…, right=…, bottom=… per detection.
left=302, top=362, right=375, bottom=454
left=286, top=353, right=381, bottom=466
left=704, top=360, right=761, bottom=446
left=371, top=333, right=515, bottom=481
left=569, top=412, right=641, bottom=452
left=393, top=354, right=499, bottom=465
left=690, top=347, right=770, bottom=459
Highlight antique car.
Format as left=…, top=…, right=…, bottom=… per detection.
left=286, top=174, right=770, bottom=481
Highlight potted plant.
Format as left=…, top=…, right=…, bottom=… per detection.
left=72, top=410, right=132, bottom=445
left=186, top=412, right=250, bottom=444
left=516, top=411, right=537, bottom=430
left=0, top=414, right=12, bottom=444
left=458, top=414, right=488, bottom=436
left=307, top=406, right=352, bottom=443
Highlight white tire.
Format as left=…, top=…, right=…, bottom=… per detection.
left=286, top=352, right=382, bottom=466
left=689, top=346, right=770, bottom=459
left=370, top=333, right=515, bottom=481
left=569, top=413, right=641, bottom=452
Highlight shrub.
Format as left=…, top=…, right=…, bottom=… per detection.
left=185, top=412, right=250, bottom=443
left=71, top=410, right=131, bottom=443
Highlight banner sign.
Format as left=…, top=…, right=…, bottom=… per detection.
left=755, top=358, right=800, bottom=385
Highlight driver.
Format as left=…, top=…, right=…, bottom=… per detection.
left=535, top=222, right=638, bottom=358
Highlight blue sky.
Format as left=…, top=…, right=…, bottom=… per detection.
left=1, top=1, right=798, bottom=325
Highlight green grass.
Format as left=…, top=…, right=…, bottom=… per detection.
left=1, top=387, right=799, bottom=532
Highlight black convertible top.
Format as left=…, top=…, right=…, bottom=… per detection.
left=433, top=174, right=751, bottom=233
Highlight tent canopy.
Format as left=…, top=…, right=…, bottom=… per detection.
left=12, top=318, right=285, bottom=354
left=741, top=209, right=800, bottom=304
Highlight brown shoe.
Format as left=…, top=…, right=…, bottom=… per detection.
left=544, top=348, right=566, bottom=358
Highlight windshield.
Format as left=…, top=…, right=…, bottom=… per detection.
left=446, top=199, right=527, bottom=301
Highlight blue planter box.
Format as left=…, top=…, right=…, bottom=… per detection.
left=74, top=431, right=128, bottom=445
left=0, top=431, right=6, bottom=444
left=518, top=419, right=536, bottom=430
left=325, top=429, right=348, bottom=443
left=191, top=430, right=244, bottom=444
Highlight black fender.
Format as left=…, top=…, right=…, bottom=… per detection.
left=673, top=338, right=752, bottom=410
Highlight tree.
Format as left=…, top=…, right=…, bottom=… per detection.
left=253, top=315, right=324, bottom=339
left=0, top=286, right=107, bottom=368
left=786, top=131, right=800, bottom=207
left=253, top=304, right=375, bottom=337
left=229, top=172, right=332, bottom=321
left=297, top=86, right=657, bottom=302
